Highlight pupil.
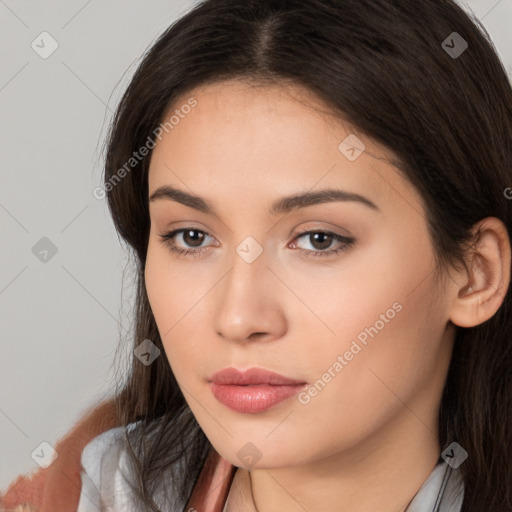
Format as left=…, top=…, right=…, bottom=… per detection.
left=311, top=232, right=332, bottom=250
left=185, top=230, right=204, bottom=247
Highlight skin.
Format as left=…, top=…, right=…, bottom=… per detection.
left=144, top=79, right=510, bottom=512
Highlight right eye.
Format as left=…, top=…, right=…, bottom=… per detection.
left=158, top=228, right=215, bottom=257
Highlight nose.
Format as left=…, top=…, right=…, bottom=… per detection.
left=213, top=246, right=287, bottom=344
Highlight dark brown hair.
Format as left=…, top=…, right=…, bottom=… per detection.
left=103, top=0, right=512, bottom=510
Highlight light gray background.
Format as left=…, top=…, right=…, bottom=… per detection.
left=1, top=0, right=511, bottom=491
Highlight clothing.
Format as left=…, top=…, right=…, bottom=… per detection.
left=76, top=424, right=464, bottom=512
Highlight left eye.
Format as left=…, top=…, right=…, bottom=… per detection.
left=291, top=230, right=355, bottom=258
left=158, top=228, right=355, bottom=258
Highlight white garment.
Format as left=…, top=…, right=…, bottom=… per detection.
left=76, top=425, right=151, bottom=512
left=76, top=425, right=465, bottom=512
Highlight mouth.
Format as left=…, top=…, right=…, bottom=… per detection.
left=208, top=367, right=307, bottom=413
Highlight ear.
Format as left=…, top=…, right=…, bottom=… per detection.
left=449, top=217, right=511, bottom=328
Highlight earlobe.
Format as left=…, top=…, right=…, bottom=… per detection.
left=449, top=217, right=511, bottom=328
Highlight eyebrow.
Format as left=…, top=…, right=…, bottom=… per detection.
left=149, top=185, right=380, bottom=215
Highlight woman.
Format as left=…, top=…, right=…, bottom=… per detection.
left=3, top=0, right=512, bottom=510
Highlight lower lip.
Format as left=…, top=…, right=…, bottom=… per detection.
left=209, top=383, right=306, bottom=413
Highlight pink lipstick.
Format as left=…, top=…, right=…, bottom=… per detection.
left=208, top=367, right=307, bottom=414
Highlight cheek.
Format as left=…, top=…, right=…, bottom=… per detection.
left=292, top=229, right=447, bottom=444
left=144, top=239, right=216, bottom=385
left=295, top=284, right=446, bottom=456
left=145, top=243, right=174, bottom=332
left=277, top=220, right=437, bottom=348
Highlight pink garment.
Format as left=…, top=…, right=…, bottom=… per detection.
left=0, top=470, right=46, bottom=510
left=184, top=448, right=237, bottom=512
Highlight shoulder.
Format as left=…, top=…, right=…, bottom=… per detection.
left=80, top=425, right=127, bottom=474
left=77, top=425, right=136, bottom=511
left=77, top=422, right=184, bottom=512
left=78, top=423, right=166, bottom=512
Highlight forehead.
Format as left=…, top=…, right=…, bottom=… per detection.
left=147, top=80, right=424, bottom=217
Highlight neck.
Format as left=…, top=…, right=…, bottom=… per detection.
left=226, top=406, right=441, bottom=512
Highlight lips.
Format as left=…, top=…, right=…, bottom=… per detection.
left=208, top=367, right=306, bottom=386
left=208, top=367, right=307, bottom=413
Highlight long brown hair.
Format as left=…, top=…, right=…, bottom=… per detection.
left=103, top=1, right=512, bottom=510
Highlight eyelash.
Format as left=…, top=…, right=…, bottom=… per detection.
left=158, top=228, right=355, bottom=259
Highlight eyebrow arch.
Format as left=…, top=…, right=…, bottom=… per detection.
left=149, top=185, right=380, bottom=215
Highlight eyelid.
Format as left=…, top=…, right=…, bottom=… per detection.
left=290, top=221, right=353, bottom=239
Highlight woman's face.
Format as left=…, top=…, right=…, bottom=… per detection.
left=145, top=80, right=456, bottom=469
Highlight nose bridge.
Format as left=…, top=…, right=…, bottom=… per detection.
left=213, top=239, right=286, bottom=342
left=220, top=242, right=269, bottom=317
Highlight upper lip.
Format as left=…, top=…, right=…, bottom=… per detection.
left=208, top=367, right=306, bottom=386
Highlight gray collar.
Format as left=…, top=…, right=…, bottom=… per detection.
left=407, top=460, right=464, bottom=512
